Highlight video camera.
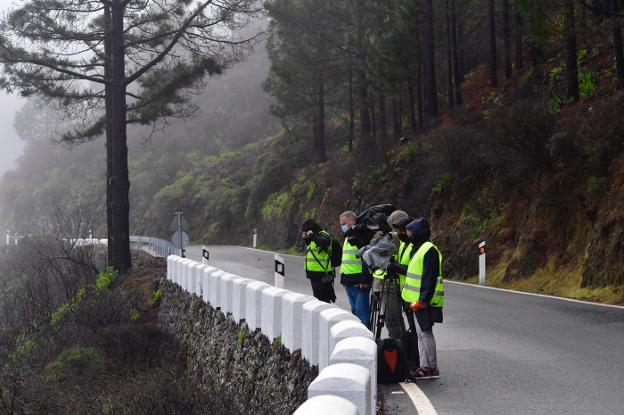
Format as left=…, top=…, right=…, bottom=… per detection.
left=345, top=204, right=395, bottom=248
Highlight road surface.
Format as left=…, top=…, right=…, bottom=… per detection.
left=186, top=245, right=624, bottom=415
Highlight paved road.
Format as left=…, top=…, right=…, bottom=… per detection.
left=186, top=245, right=624, bottom=415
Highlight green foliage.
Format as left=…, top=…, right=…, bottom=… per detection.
left=431, top=172, right=454, bottom=196
left=96, top=267, right=118, bottom=293
left=261, top=191, right=292, bottom=220
left=45, top=347, right=105, bottom=382
left=9, top=335, right=36, bottom=365
left=129, top=309, right=141, bottom=321
left=460, top=187, right=504, bottom=235
left=149, top=290, right=162, bottom=306
left=579, top=71, right=595, bottom=98
left=51, top=288, right=85, bottom=326
left=272, top=335, right=282, bottom=349
left=586, top=176, right=609, bottom=196
left=237, top=327, right=247, bottom=345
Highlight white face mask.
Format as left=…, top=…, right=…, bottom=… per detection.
left=341, top=224, right=350, bottom=233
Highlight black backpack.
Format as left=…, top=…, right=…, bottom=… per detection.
left=377, top=338, right=410, bottom=383
left=329, top=237, right=342, bottom=268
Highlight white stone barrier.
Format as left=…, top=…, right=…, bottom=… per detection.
left=329, top=320, right=373, bottom=353
left=191, top=263, right=205, bottom=296
left=330, top=336, right=378, bottom=414
left=301, top=300, right=335, bottom=366
left=281, top=293, right=314, bottom=352
left=245, top=280, right=271, bottom=331
left=231, top=277, right=249, bottom=322
left=293, top=395, right=358, bottom=415
left=260, top=286, right=289, bottom=341
left=318, top=308, right=359, bottom=369
left=201, top=266, right=217, bottom=303
left=208, top=270, right=225, bottom=308
left=220, top=273, right=239, bottom=315
left=308, top=363, right=371, bottom=415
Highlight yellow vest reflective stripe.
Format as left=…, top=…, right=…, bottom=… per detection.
left=401, top=242, right=445, bottom=307
left=372, top=269, right=386, bottom=280
left=341, top=239, right=362, bottom=275
left=305, top=231, right=332, bottom=273
left=396, top=241, right=414, bottom=287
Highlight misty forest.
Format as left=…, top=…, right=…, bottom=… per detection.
left=0, top=0, right=624, bottom=414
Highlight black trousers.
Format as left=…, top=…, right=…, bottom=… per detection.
left=310, top=279, right=336, bottom=303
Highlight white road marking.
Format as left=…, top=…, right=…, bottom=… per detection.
left=400, top=382, right=438, bottom=415
left=446, top=280, right=624, bottom=310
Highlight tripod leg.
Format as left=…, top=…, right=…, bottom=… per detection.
left=403, top=302, right=420, bottom=371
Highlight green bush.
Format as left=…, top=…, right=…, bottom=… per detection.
left=149, top=290, right=162, bottom=306
left=579, top=71, right=595, bottom=98
left=96, top=267, right=117, bottom=293
left=431, top=172, right=454, bottom=196
left=45, top=346, right=106, bottom=382
left=130, top=309, right=141, bottom=321
left=586, top=176, right=608, bottom=196
left=261, top=191, right=292, bottom=220
left=51, top=288, right=85, bottom=326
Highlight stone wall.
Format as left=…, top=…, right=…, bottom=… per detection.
left=159, top=279, right=315, bottom=415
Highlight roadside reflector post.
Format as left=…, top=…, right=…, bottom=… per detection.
left=253, top=228, right=258, bottom=248
left=275, top=254, right=285, bottom=288
left=479, top=241, right=486, bottom=286
left=202, top=246, right=210, bottom=264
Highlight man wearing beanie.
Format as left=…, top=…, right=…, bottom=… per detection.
left=301, top=219, right=336, bottom=303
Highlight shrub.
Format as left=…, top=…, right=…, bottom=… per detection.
left=51, top=288, right=85, bottom=326
left=149, top=290, right=162, bottom=306
left=96, top=267, right=117, bottom=293
left=45, top=346, right=106, bottom=382
left=431, top=172, right=454, bottom=196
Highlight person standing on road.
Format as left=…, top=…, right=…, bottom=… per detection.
left=402, top=217, right=444, bottom=380
left=339, top=211, right=372, bottom=325
left=302, top=219, right=336, bottom=303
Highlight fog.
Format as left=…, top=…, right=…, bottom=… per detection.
left=0, top=0, right=25, bottom=176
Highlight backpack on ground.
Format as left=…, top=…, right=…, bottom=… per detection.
left=377, top=338, right=410, bottom=383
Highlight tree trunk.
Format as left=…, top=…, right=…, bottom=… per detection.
left=489, top=0, right=498, bottom=87
left=408, top=80, right=417, bottom=130
left=104, top=5, right=113, bottom=266
left=317, top=75, right=327, bottom=162
left=503, top=0, right=513, bottom=78
left=458, top=19, right=466, bottom=82
left=613, top=0, right=624, bottom=89
left=417, top=61, right=424, bottom=130
left=564, top=0, right=580, bottom=101
left=357, top=69, right=372, bottom=142
left=348, top=63, right=354, bottom=152
left=110, top=0, right=132, bottom=273
left=446, top=0, right=455, bottom=109
left=379, top=94, right=387, bottom=140
left=370, top=96, right=377, bottom=138
left=451, top=0, right=463, bottom=105
left=392, top=97, right=400, bottom=140
left=514, top=0, right=524, bottom=70
left=423, top=0, right=439, bottom=118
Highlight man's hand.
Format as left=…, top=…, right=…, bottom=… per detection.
left=358, top=284, right=369, bottom=289
left=303, top=230, right=313, bottom=238
left=409, top=301, right=428, bottom=311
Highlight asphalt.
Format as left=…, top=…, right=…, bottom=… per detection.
left=186, top=245, right=624, bottom=415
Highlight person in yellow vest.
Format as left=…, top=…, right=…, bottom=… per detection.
left=339, top=211, right=372, bottom=325
left=371, top=210, right=410, bottom=339
left=302, top=219, right=336, bottom=303
left=402, top=217, right=444, bottom=380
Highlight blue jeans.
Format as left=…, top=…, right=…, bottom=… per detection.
left=344, top=285, right=371, bottom=326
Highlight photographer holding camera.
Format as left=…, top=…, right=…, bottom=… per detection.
left=301, top=219, right=337, bottom=303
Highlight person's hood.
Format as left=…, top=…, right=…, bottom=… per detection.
left=388, top=210, right=409, bottom=226
left=406, top=217, right=431, bottom=242
left=301, top=219, right=321, bottom=233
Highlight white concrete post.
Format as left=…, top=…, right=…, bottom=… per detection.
left=208, top=270, right=225, bottom=309
left=282, top=293, right=315, bottom=352
left=318, top=308, right=359, bottom=369
left=166, top=255, right=173, bottom=281
left=330, top=336, right=378, bottom=413
left=479, top=241, right=486, bottom=286
left=245, top=281, right=271, bottom=331
left=220, top=273, right=239, bottom=315
left=308, top=363, right=371, bottom=415
left=5, top=229, right=9, bottom=246
left=231, top=277, right=250, bottom=322
left=201, top=266, right=217, bottom=304
left=274, top=253, right=285, bottom=289
left=192, top=263, right=206, bottom=296
left=252, top=228, right=257, bottom=248
left=293, top=395, right=358, bottom=415
left=329, top=320, right=373, bottom=353
left=301, top=301, right=335, bottom=366
left=260, top=286, right=289, bottom=340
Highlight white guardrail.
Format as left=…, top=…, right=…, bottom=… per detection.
left=71, top=236, right=178, bottom=258
left=167, top=255, right=377, bottom=415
